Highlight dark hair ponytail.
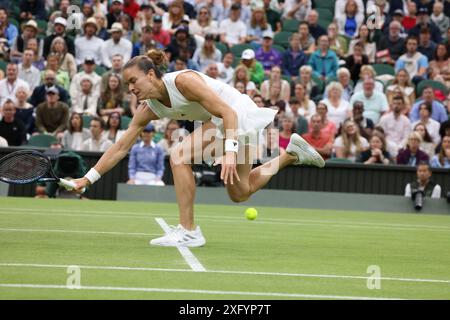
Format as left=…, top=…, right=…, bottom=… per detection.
left=123, top=49, right=168, bottom=78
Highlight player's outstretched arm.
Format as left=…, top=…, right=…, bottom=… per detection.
left=73, top=103, right=159, bottom=192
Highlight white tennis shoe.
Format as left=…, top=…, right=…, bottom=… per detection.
left=150, top=224, right=206, bottom=247
left=286, top=133, right=325, bottom=168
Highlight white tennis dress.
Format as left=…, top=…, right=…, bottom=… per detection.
left=145, top=70, right=277, bottom=139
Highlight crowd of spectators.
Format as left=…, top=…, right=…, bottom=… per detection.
left=0, top=0, right=449, bottom=186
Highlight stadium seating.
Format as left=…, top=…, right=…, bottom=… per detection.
left=315, top=0, right=336, bottom=11
left=372, top=64, right=396, bottom=77
left=273, top=31, right=292, bottom=49
left=27, top=134, right=58, bottom=148
left=272, top=44, right=286, bottom=54
left=82, top=115, right=92, bottom=129
left=121, top=116, right=132, bottom=130
left=316, top=8, right=334, bottom=22
left=416, top=80, right=450, bottom=97
left=282, top=19, right=300, bottom=33
left=0, top=60, right=6, bottom=73
left=230, top=43, right=253, bottom=60
left=215, top=42, right=229, bottom=57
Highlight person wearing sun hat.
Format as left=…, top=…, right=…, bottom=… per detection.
left=238, top=48, right=265, bottom=85
left=9, top=20, right=42, bottom=62
left=43, top=17, right=75, bottom=58
left=74, top=17, right=104, bottom=66
left=101, top=22, right=133, bottom=68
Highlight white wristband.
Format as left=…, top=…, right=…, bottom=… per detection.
left=85, top=168, right=101, bottom=184
left=225, top=139, right=239, bottom=153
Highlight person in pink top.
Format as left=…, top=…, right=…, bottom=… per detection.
left=314, top=101, right=337, bottom=140
left=279, top=115, right=296, bottom=150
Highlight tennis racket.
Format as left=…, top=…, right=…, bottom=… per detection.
left=0, top=150, right=85, bottom=193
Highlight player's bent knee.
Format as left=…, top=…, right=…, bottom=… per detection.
left=228, top=193, right=249, bottom=203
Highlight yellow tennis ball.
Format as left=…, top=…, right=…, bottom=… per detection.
left=245, top=208, right=258, bottom=220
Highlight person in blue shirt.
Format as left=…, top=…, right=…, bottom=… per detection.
left=281, top=33, right=308, bottom=80
left=127, top=123, right=166, bottom=185
left=308, top=35, right=339, bottom=83
left=395, top=36, right=429, bottom=86
left=430, top=136, right=450, bottom=168
left=0, top=8, right=19, bottom=47
left=409, top=86, right=449, bottom=123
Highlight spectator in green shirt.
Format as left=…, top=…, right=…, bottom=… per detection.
left=238, top=49, right=265, bottom=85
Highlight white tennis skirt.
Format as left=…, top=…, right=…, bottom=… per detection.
left=211, top=94, right=277, bottom=143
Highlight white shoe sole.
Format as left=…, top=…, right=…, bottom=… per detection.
left=286, top=134, right=325, bottom=167
left=149, top=238, right=206, bottom=248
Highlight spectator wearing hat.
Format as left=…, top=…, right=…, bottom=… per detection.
left=0, top=63, right=30, bottom=107
left=101, top=22, right=133, bottom=69
left=255, top=30, right=281, bottom=75
left=431, top=1, right=449, bottom=36
left=308, top=35, right=339, bottom=83
left=219, top=3, right=247, bottom=48
left=18, top=49, right=41, bottom=92
left=35, top=86, right=69, bottom=139
left=10, top=20, right=42, bottom=62
left=107, top=0, right=124, bottom=29
left=409, top=7, right=442, bottom=44
left=238, top=49, right=264, bottom=85
left=74, top=17, right=104, bottom=66
left=0, top=99, right=26, bottom=146
left=152, top=15, right=171, bottom=47
left=281, top=33, right=308, bottom=81
left=377, top=20, right=406, bottom=65
left=70, top=57, right=102, bottom=106
left=166, top=26, right=197, bottom=62
left=192, top=34, right=222, bottom=72
left=81, top=117, right=113, bottom=152
left=397, top=132, right=430, bottom=166
left=47, top=0, right=71, bottom=34
left=43, top=17, right=75, bottom=58
left=0, top=8, right=19, bottom=48
left=19, top=0, right=47, bottom=22
left=71, top=76, right=99, bottom=116
left=127, top=123, right=165, bottom=186
left=418, top=27, right=437, bottom=61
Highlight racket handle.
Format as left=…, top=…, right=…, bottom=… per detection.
left=59, top=178, right=86, bottom=193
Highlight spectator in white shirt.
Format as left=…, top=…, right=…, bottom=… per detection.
left=101, top=23, right=133, bottom=69
left=81, top=117, right=113, bottom=152
left=217, top=52, right=235, bottom=84
left=74, top=17, right=104, bottom=66
left=0, top=63, right=30, bottom=107
left=284, top=0, right=311, bottom=21
left=321, top=82, right=351, bottom=127
left=378, top=95, right=412, bottom=150
left=70, top=57, right=102, bottom=106
left=18, top=49, right=41, bottom=92
left=219, top=3, right=247, bottom=48
left=71, top=76, right=99, bottom=116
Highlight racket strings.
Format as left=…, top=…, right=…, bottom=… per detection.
left=0, top=153, right=49, bottom=182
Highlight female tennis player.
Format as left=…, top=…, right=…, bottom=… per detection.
left=73, top=49, right=325, bottom=247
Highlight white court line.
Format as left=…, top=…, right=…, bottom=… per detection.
left=0, top=263, right=449, bottom=285
left=1, top=208, right=449, bottom=232
left=0, top=227, right=159, bottom=237
left=154, top=218, right=206, bottom=272
left=0, top=283, right=403, bottom=300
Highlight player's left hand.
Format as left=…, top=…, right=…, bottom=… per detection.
left=221, top=151, right=240, bottom=185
